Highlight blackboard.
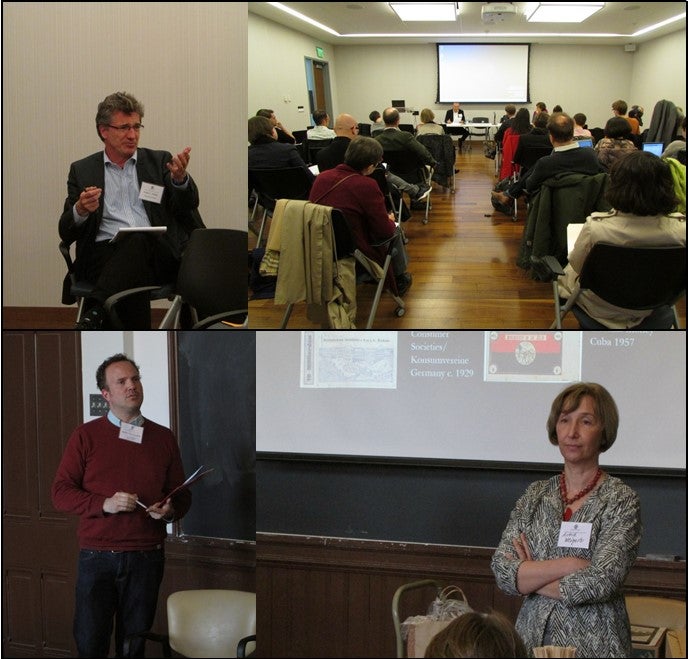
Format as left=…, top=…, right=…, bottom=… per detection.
left=257, top=455, right=686, bottom=559
left=176, top=332, right=255, bottom=541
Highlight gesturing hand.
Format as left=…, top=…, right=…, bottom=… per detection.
left=166, top=147, right=191, bottom=184
left=75, top=186, right=102, bottom=216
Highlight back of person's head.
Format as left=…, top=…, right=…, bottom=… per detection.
left=313, top=109, right=329, bottom=126
left=535, top=102, right=547, bottom=112
left=547, top=112, right=574, bottom=143
left=573, top=112, right=587, bottom=127
left=628, top=105, right=644, bottom=124
left=512, top=108, right=532, bottom=134
left=383, top=107, right=400, bottom=126
left=256, top=108, right=274, bottom=119
left=343, top=136, right=383, bottom=171
left=369, top=110, right=381, bottom=122
left=420, top=108, right=435, bottom=123
left=533, top=112, right=550, bottom=130
left=612, top=99, right=628, bottom=116
left=334, top=113, right=358, bottom=137
left=96, top=92, right=144, bottom=141
left=248, top=116, right=274, bottom=144
left=423, top=611, right=528, bottom=658
left=604, top=116, right=632, bottom=139
left=605, top=151, right=678, bottom=217
left=552, top=104, right=563, bottom=113
left=504, top=104, right=516, bottom=116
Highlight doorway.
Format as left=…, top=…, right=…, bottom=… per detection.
left=305, top=58, right=333, bottom=127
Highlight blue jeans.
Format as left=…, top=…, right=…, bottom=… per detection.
left=74, top=548, right=164, bottom=658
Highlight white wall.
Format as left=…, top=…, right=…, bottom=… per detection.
left=2, top=2, right=248, bottom=308
left=248, top=12, right=686, bottom=133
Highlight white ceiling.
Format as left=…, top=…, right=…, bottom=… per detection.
left=248, top=2, right=686, bottom=46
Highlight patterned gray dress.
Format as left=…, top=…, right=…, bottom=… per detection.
left=491, top=474, right=642, bottom=657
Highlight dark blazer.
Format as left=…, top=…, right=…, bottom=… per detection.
left=525, top=145, right=605, bottom=195
left=444, top=108, right=467, bottom=124
left=248, top=141, right=314, bottom=181
left=59, top=147, right=202, bottom=285
left=375, top=128, right=436, bottom=168
left=315, top=136, right=352, bottom=172
left=513, top=130, right=552, bottom=170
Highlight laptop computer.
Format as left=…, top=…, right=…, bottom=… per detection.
left=642, top=142, right=664, bottom=156
left=576, top=138, right=594, bottom=148
left=391, top=99, right=406, bottom=112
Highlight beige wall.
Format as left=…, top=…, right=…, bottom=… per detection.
left=2, top=2, right=247, bottom=308
left=248, top=11, right=685, bottom=135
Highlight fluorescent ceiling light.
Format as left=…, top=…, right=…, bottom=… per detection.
left=526, top=3, right=604, bottom=23
left=633, top=11, right=686, bottom=37
left=390, top=3, right=458, bottom=22
left=267, top=2, right=338, bottom=35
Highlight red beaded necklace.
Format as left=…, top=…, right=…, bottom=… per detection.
left=559, top=468, right=602, bottom=521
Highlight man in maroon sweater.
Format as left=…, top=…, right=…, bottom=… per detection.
left=52, top=354, right=191, bottom=658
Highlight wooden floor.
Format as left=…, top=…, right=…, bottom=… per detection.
left=249, top=145, right=686, bottom=330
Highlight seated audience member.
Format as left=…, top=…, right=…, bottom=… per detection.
left=573, top=113, right=592, bottom=138
left=558, top=150, right=685, bottom=328
left=369, top=110, right=384, bottom=134
left=317, top=114, right=430, bottom=202
left=308, top=136, right=413, bottom=296
left=611, top=99, right=640, bottom=135
left=307, top=109, right=336, bottom=140
left=416, top=108, right=445, bottom=136
left=628, top=104, right=644, bottom=128
left=444, top=102, right=469, bottom=150
left=532, top=102, right=548, bottom=121
left=424, top=611, right=528, bottom=658
left=256, top=108, right=295, bottom=144
left=248, top=116, right=314, bottom=183
left=595, top=116, right=637, bottom=171
left=494, top=104, right=517, bottom=145
left=375, top=108, right=437, bottom=184
left=552, top=104, right=563, bottom=113
left=512, top=112, right=551, bottom=172
left=492, top=113, right=604, bottom=209
left=662, top=115, right=686, bottom=160
left=499, top=108, right=532, bottom=180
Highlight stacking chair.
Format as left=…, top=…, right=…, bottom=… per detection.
left=158, top=228, right=248, bottom=329
left=60, top=239, right=175, bottom=328
left=123, top=589, right=256, bottom=658
left=279, top=207, right=406, bottom=329
left=416, top=133, right=456, bottom=194
left=357, top=122, right=372, bottom=136
left=399, top=123, right=415, bottom=134
left=466, top=117, right=490, bottom=152
left=533, top=242, right=686, bottom=329
left=292, top=129, right=308, bottom=162
left=248, top=166, right=313, bottom=246
left=382, top=150, right=434, bottom=224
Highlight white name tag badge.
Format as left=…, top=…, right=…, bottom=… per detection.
left=119, top=422, right=144, bottom=444
left=558, top=521, right=592, bottom=549
left=139, top=182, right=164, bottom=204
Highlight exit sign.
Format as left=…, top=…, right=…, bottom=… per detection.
left=316, top=46, right=324, bottom=58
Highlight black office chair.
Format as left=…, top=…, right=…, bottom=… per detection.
left=533, top=242, right=686, bottom=329
left=159, top=228, right=248, bottom=329
left=398, top=123, right=415, bottom=134
left=60, top=240, right=175, bottom=328
left=292, top=129, right=309, bottom=162
left=307, top=138, right=333, bottom=166
left=382, top=150, right=433, bottom=224
left=248, top=167, right=313, bottom=246
left=357, top=123, right=372, bottom=136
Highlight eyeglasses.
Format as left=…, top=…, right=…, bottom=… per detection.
left=106, top=123, right=144, bottom=132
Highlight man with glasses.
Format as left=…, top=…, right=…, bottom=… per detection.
left=59, top=91, right=203, bottom=329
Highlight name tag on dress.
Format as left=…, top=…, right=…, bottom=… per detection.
left=119, top=423, right=144, bottom=443
left=139, top=182, right=164, bottom=204
left=558, top=521, right=592, bottom=549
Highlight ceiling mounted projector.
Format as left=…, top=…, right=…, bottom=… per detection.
left=481, top=3, right=519, bottom=24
